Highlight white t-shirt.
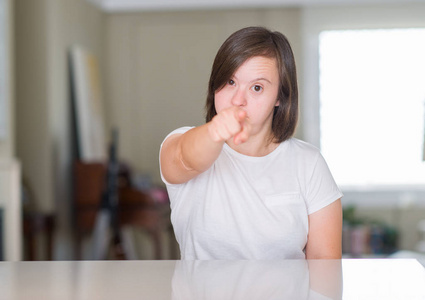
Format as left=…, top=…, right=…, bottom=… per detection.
left=160, top=127, right=343, bottom=260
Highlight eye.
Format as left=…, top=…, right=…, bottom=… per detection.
left=251, top=85, right=263, bottom=92
left=228, top=79, right=235, bottom=86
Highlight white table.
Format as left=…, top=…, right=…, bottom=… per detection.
left=0, top=259, right=424, bottom=299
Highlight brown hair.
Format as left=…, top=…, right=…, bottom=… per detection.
left=205, top=26, right=298, bottom=143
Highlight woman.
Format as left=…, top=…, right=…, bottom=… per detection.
left=160, top=26, right=342, bottom=260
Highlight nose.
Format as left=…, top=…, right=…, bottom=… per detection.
left=231, top=88, right=247, bottom=107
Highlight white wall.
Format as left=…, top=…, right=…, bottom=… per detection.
left=15, top=0, right=51, bottom=212
left=0, top=0, right=14, bottom=160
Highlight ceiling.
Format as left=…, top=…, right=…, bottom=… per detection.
left=87, top=0, right=424, bottom=12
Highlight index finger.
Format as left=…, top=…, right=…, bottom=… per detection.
left=234, top=108, right=247, bottom=123
left=234, top=118, right=251, bottom=145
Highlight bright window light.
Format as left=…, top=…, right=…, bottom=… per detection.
left=319, top=28, right=425, bottom=187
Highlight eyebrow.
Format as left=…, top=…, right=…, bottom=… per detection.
left=251, top=77, right=272, bottom=84
left=232, top=75, right=272, bottom=84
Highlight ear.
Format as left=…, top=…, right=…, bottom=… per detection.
left=275, top=99, right=280, bottom=107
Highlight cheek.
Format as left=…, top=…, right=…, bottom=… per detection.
left=250, top=95, right=278, bottom=120
left=214, top=90, right=230, bottom=113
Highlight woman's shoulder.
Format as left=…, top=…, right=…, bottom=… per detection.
left=284, top=138, right=321, bottom=157
left=279, top=138, right=325, bottom=169
left=283, top=138, right=330, bottom=178
left=160, top=127, right=195, bottom=152
left=167, top=126, right=195, bottom=136
left=162, top=126, right=194, bottom=142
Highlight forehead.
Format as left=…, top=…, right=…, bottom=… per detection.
left=234, top=56, right=278, bottom=78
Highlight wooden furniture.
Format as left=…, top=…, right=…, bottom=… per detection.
left=73, top=161, right=168, bottom=260
left=23, top=212, right=55, bottom=260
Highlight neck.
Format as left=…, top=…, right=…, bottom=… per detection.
left=227, top=132, right=278, bottom=157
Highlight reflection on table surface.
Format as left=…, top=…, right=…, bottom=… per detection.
left=172, top=260, right=340, bottom=300
left=0, top=259, right=424, bottom=300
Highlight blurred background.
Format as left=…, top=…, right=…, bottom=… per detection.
left=1, top=0, right=425, bottom=261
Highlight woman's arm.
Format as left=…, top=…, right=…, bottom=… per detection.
left=160, top=106, right=250, bottom=184
left=305, top=199, right=343, bottom=259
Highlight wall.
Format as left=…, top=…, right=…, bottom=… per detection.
left=104, top=8, right=302, bottom=186
left=15, top=0, right=51, bottom=211
left=0, top=0, right=13, bottom=160
left=15, top=0, right=104, bottom=259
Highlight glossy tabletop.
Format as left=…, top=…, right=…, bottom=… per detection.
left=0, top=259, right=424, bottom=299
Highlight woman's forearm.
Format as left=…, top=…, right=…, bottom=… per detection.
left=161, top=106, right=248, bottom=184
left=178, top=122, right=225, bottom=173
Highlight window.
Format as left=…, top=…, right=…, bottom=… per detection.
left=319, top=28, right=425, bottom=187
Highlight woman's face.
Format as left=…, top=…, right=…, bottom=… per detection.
left=214, top=56, right=280, bottom=137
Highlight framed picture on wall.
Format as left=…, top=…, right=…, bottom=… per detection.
left=69, top=46, right=107, bottom=162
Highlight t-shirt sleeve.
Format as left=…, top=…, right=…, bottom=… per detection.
left=159, top=126, right=194, bottom=186
left=305, top=152, right=343, bottom=215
